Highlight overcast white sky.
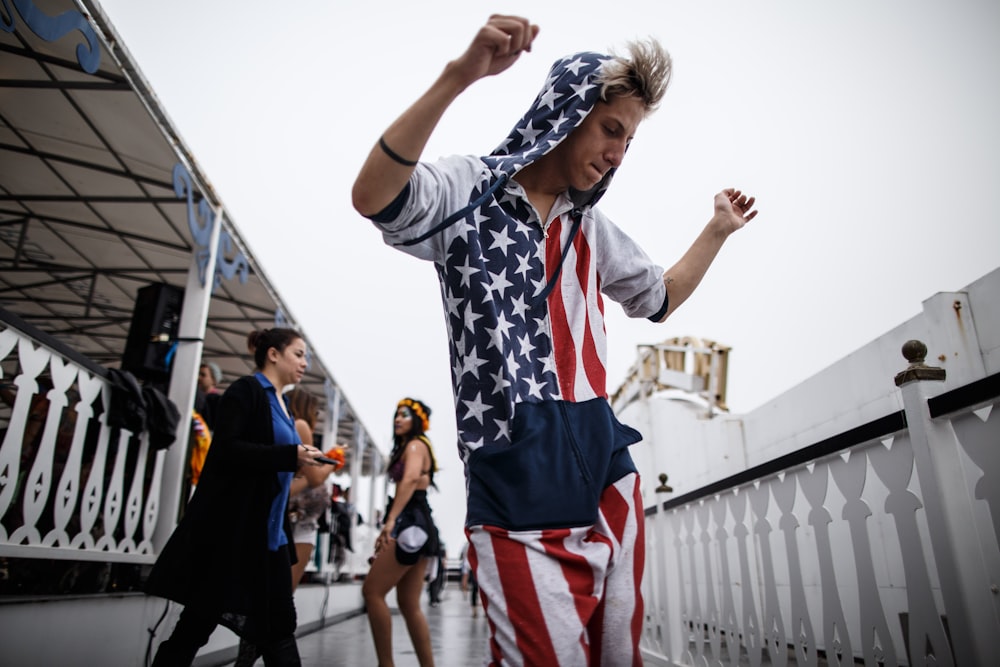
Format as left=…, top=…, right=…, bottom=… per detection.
left=97, top=0, right=1000, bottom=556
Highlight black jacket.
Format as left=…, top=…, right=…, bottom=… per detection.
left=145, top=375, right=298, bottom=635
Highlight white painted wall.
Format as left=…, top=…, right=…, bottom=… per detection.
left=0, top=583, right=364, bottom=666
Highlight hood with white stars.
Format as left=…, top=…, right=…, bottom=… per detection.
left=481, top=51, right=614, bottom=211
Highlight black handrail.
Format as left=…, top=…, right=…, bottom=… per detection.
left=929, top=371, right=1000, bottom=418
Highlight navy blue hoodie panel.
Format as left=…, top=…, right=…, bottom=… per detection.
left=647, top=290, right=670, bottom=322
left=465, top=397, right=641, bottom=531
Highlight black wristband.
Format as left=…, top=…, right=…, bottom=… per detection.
left=378, top=136, right=418, bottom=167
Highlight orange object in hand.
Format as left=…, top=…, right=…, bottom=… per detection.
left=324, top=446, right=346, bottom=471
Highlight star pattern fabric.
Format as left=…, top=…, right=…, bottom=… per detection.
left=438, top=53, right=613, bottom=462
left=372, top=50, right=669, bottom=468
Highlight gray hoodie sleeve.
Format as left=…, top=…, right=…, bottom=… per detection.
left=369, top=155, right=484, bottom=264
left=590, top=208, right=668, bottom=320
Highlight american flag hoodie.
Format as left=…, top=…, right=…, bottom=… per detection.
left=370, top=51, right=667, bottom=531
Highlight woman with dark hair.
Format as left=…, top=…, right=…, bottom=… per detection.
left=234, top=386, right=340, bottom=667
left=362, top=397, right=440, bottom=667
left=146, top=328, right=324, bottom=666
left=285, top=387, right=339, bottom=590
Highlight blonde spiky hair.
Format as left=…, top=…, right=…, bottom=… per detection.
left=598, top=38, right=672, bottom=113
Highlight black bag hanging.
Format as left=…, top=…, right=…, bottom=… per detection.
left=105, top=368, right=147, bottom=434
left=141, top=385, right=181, bottom=450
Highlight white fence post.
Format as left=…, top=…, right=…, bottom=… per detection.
left=152, top=201, right=223, bottom=552
left=895, top=339, right=1000, bottom=665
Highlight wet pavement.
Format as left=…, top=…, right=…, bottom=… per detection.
left=232, top=582, right=489, bottom=666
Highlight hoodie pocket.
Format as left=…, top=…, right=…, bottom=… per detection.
left=466, top=397, right=641, bottom=531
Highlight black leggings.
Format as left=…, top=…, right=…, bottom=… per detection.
left=153, top=548, right=299, bottom=666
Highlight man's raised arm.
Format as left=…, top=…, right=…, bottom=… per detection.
left=351, top=15, right=539, bottom=217
left=656, top=188, right=758, bottom=321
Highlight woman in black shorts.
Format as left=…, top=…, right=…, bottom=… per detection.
left=362, top=397, right=439, bottom=667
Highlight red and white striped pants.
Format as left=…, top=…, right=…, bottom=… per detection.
left=467, top=473, right=645, bottom=667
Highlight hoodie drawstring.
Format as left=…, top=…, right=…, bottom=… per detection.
left=398, top=177, right=582, bottom=312
left=396, top=175, right=510, bottom=248
left=530, top=207, right=583, bottom=308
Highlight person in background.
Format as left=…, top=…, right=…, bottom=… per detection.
left=329, top=484, right=354, bottom=580
left=233, top=387, right=346, bottom=667
left=459, top=542, right=479, bottom=619
left=186, top=409, right=211, bottom=494
left=186, top=361, right=222, bottom=501
left=146, top=328, right=324, bottom=666
left=235, top=387, right=343, bottom=667
left=426, top=542, right=446, bottom=607
left=197, top=361, right=223, bottom=431
left=362, top=398, right=440, bottom=667
left=351, top=15, right=758, bottom=664
left=285, top=387, right=339, bottom=589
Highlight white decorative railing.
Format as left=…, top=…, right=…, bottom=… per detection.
left=0, top=312, right=380, bottom=591
left=638, top=345, right=1000, bottom=666
left=0, top=316, right=163, bottom=563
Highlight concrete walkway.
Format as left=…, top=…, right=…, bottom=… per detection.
left=226, top=581, right=488, bottom=666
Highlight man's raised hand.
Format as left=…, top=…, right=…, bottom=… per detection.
left=450, top=15, right=540, bottom=87
left=713, top=188, right=758, bottom=235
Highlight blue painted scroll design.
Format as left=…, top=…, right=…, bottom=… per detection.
left=173, top=163, right=215, bottom=287
left=172, top=163, right=248, bottom=291
left=2, top=0, right=101, bottom=74
left=214, top=229, right=248, bottom=293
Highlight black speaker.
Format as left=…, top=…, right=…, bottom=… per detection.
left=121, top=283, right=184, bottom=382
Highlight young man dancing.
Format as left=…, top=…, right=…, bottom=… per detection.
left=352, top=15, right=757, bottom=666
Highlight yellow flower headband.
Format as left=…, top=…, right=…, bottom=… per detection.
left=397, top=398, right=430, bottom=432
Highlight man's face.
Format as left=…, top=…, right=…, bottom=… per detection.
left=550, top=94, right=645, bottom=192
left=197, top=365, right=214, bottom=392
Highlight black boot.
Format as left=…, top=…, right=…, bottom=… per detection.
left=151, top=637, right=199, bottom=667
left=233, top=637, right=260, bottom=667
left=259, top=637, right=301, bottom=667
left=151, top=606, right=216, bottom=667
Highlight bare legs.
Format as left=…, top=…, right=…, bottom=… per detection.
left=397, top=560, right=434, bottom=666
left=362, top=549, right=434, bottom=667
